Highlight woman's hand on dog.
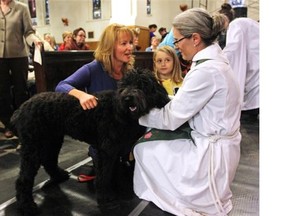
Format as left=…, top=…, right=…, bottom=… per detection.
left=80, top=94, right=98, bottom=110
left=69, top=89, right=98, bottom=110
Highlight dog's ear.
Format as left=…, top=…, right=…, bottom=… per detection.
left=144, top=74, right=170, bottom=108
left=154, top=85, right=170, bottom=108
left=140, top=68, right=170, bottom=108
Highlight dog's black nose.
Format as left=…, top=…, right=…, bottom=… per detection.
left=124, top=96, right=132, bottom=102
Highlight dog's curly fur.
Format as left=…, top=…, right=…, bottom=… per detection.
left=11, top=68, right=169, bottom=215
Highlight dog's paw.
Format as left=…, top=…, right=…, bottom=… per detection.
left=55, top=169, right=70, bottom=182
left=16, top=201, right=39, bottom=216
left=51, top=169, right=70, bottom=183
left=42, top=170, right=70, bottom=189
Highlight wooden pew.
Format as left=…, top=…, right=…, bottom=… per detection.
left=133, top=51, right=154, bottom=71
left=33, top=51, right=153, bottom=93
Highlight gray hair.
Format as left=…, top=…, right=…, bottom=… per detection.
left=172, top=8, right=224, bottom=45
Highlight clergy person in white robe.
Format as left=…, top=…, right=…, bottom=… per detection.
left=133, top=8, right=242, bottom=216
left=223, top=17, right=259, bottom=111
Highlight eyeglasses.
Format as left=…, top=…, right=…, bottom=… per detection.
left=173, top=34, right=192, bottom=46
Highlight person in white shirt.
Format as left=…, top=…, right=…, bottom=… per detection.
left=133, top=8, right=242, bottom=216
left=223, top=17, right=259, bottom=119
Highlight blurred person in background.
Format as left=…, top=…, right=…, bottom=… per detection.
left=217, top=3, right=235, bottom=49
left=145, top=36, right=160, bottom=52
left=223, top=17, right=259, bottom=121
left=158, top=27, right=168, bottom=42
left=0, top=0, right=42, bottom=138
left=44, top=33, right=59, bottom=51
left=132, top=28, right=141, bottom=52
left=64, top=27, right=90, bottom=50
left=58, top=31, right=72, bottom=51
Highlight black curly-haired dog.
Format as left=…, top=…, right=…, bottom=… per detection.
left=11, top=68, right=169, bottom=215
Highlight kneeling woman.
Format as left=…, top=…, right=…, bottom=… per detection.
left=133, top=8, right=241, bottom=216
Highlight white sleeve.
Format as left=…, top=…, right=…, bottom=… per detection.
left=139, top=68, right=216, bottom=130
left=223, top=23, right=247, bottom=102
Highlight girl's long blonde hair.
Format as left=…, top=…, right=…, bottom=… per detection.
left=94, top=23, right=135, bottom=76
left=153, top=46, right=183, bottom=84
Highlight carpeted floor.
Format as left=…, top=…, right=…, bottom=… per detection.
left=0, top=117, right=259, bottom=216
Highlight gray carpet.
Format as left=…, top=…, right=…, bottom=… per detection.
left=229, top=119, right=259, bottom=216
left=0, top=118, right=259, bottom=215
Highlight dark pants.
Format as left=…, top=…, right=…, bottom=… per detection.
left=0, top=57, right=29, bottom=128
left=241, top=108, right=259, bottom=122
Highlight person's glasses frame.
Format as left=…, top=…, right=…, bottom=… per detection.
left=173, top=34, right=192, bottom=46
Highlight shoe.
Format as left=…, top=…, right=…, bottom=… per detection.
left=77, top=174, right=96, bottom=183
left=4, top=129, right=14, bottom=138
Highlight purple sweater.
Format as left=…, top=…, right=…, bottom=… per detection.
left=55, top=60, right=118, bottom=93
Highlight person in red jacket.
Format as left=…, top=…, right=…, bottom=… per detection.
left=58, top=31, right=72, bottom=51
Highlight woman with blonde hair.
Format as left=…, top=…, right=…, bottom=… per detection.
left=56, top=23, right=134, bottom=108
left=44, top=33, right=59, bottom=51
left=58, top=31, right=72, bottom=51
left=55, top=24, right=135, bottom=184
left=153, top=46, right=183, bottom=95
left=93, top=24, right=134, bottom=79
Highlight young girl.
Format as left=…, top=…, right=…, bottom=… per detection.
left=153, top=46, right=183, bottom=95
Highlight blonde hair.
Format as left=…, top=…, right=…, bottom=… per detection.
left=153, top=46, right=183, bottom=84
left=132, top=27, right=140, bottom=37
left=94, top=23, right=135, bottom=76
left=62, top=31, right=72, bottom=41
left=44, top=33, right=57, bottom=47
